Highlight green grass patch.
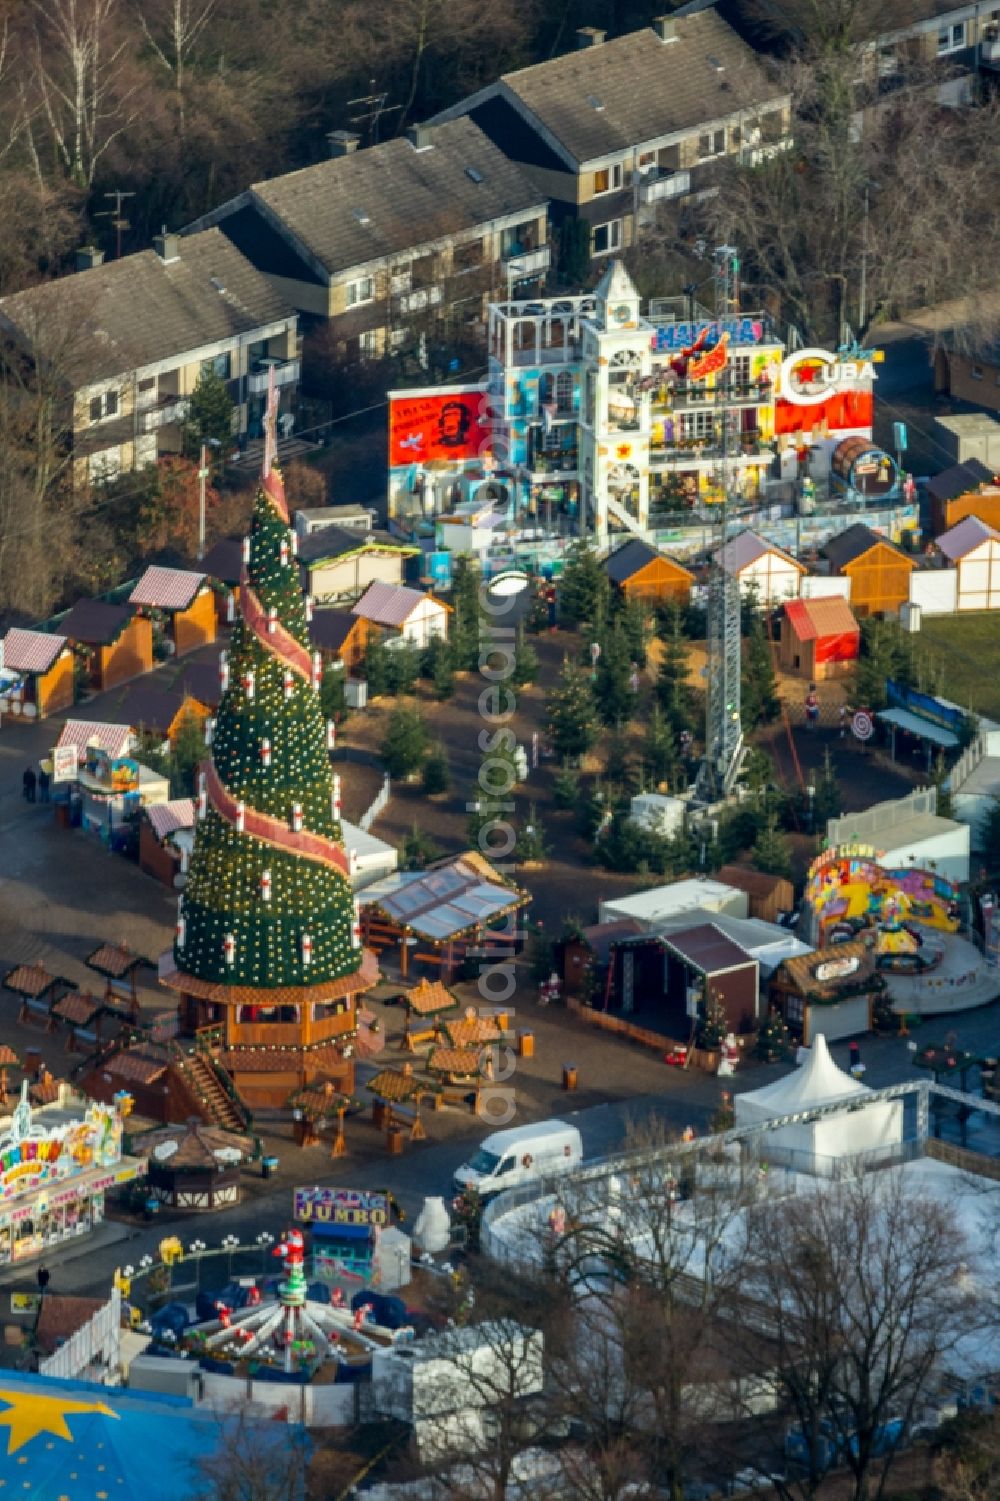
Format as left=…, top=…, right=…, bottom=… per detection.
left=921, top=613, right=1000, bottom=719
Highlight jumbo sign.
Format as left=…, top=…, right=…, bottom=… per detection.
left=779, top=347, right=878, bottom=406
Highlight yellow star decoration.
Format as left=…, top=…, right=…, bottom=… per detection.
left=0, top=1390, right=119, bottom=1455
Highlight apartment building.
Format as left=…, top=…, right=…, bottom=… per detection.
left=430, top=12, right=791, bottom=258
left=0, top=230, right=298, bottom=486
left=185, top=119, right=549, bottom=360
left=686, top=0, right=1000, bottom=108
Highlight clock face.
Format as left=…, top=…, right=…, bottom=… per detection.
left=611, top=303, right=633, bottom=325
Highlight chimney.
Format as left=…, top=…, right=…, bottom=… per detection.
left=576, top=26, right=606, bottom=48
left=153, top=231, right=181, bottom=264
left=653, top=15, right=677, bottom=42
left=75, top=246, right=105, bottom=272
left=406, top=123, right=433, bottom=151
left=327, top=129, right=360, bottom=158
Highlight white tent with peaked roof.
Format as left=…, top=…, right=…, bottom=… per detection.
left=734, top=1034, right=903, bottom=1175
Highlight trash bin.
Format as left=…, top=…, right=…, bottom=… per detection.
left=54, top=802, right=71, bottom=830
left=518, top=1031, right=534, bottom=1059
left=387, top=1127, right=404, bottom=1156
left=261, top=1156, right=279, bottom=1180
left=562, top=1064, right=577, bottom=1091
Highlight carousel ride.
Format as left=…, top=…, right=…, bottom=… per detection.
left=182, top=1229, right=407, bottom=1379
left=804, top=846, right=994, bottom=1015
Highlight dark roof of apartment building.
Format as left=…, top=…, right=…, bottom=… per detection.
left=486, top=11, right=783, bottom=166
left=0, top=230, right=291, bottom=386
left=239, top=118, right=544, bottom=281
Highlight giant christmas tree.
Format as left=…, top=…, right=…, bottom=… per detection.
left=163, top=380, right=374, bottom=1096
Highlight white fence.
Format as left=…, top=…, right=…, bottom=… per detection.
left=359, top=773, right=391, bottom=832
left=39, top=1286, right=121, bottom=1382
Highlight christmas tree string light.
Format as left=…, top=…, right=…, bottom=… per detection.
left=173, top=375, right=364, bottom=992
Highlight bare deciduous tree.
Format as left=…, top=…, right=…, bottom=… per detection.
left=734, top=1170, right=985, bottom=1501
left=29, top=0, right=138, bottom=188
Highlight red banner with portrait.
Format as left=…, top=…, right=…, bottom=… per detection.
left=389, top=387, right=492, bottom=467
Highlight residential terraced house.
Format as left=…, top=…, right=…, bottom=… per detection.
left=185, top=118, right=549, bottom=360
left=0, top=230, right=299, bottom=487
left=431, top=12, right=791, bottom=258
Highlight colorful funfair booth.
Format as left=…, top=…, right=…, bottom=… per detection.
left=803, top=843, right=960, bottom=950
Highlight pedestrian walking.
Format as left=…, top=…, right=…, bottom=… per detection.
left=22, top=768, right=36, bottom=803
left=37, top=768, right=50, bottom=804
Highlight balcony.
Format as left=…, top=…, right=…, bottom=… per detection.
left=982, top=35, right=1000, bottom=65
left=139, top=395, right=190, bottom=432
left=528, top=448, right=578, bottom=477
left=648, top=438, right=774, bottom=465
left=502, top=245, right=551, bottom=279
left=650, top=379, right=775, bottom=413
left=638, top=170, right=691, bottom=204
left=247, top=358, right=300, bottom=396
left=738, top=137, right=793, bottom=167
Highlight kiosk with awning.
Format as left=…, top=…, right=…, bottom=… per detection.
left=876, top=680, right=964, bottom=770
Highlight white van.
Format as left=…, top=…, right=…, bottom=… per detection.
left=453, top=1119, right=582, bottom=1200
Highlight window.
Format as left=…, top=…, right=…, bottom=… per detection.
left=593, top=162, right=623, bottom=195
left=938, top=21, right=964, bottom=52
left=88, top=390, right=118, bottom=422
left=680, top=411, right=714, bottom=441
left=637, top=150, right=656, bottom=169
left=972, top=365, right=984, bottom=380
left=591, top=219, right=622, bottom=255
left=697, top=128, right=726, bottom=158
left=200, top=352, right=230, bottom=380
left=137, top=376, right=155, bottom=393
left=359, top=330, right=379, bottom=358
left=347, top=276, right=374, bottom=307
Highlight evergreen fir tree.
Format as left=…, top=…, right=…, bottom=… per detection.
left=176, top=445, right=359, bottom=989
left=511, top=624, right=539, bottom=687
left=319, top=663, right=347, bottom=725
left=386, top=642, right=420, bottom=695
left=450, top=556, right=482, bottom=672
left=183, top=368, right=235, bottom=457
left=756, top=1008, right=791, bottom=1062
left=169, top=708, right=207, bottom=798
left=516, top=802, right=548, bottom=863
left=697, top=985, right=728, bottom=1051
left=742, top=587, right=780, bottom=731
left=604, top=729, right=637, bottom=794
left=421, top=744, right=451, bottom=795
left=656, top=608, right=694, bottom=733
left=527, top=922, right=555, bottom=983
left=559, top=541, right=609, bottom=630
left=364, top=636, right=391, bottom=699
left=382, top=704, right=427, bottom=779
left=594, top=624, right=634, bottom=727
left=811, top=746, right=841, bottom=827
left=751, top=811, right=793, bottom=879
left=643, top=704, right=679, bottom=789
left=423, top=634, right=455, bottom=700
left=552, top=761, right=580, bottom=810
left=615, top=593, right=649, bottom=668
left=547, top=657, right=599, bottom=762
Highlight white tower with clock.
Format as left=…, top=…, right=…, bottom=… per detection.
left=577, top=260, right=654, bottom=544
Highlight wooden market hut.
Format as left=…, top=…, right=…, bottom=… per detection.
left=49, top=991, right=106, bottom=1053
left=139, top=798, right=195, bottom=887
left=777, top=596, right=860, bottom=682
left=128, top=564, right=216, bottom=654
left=311, top=607, right=368, bottom=674
left=136, top=1119, right=251, bottom=1211
left=2, top=963, right=64, bottom=1027
left=358, top=852, right=530, bottom=982
left=129, top=567, right=217, bottom=656
left=59, top=600, right=152, bottom=692
left=604, top=539, right=693, bottom=607
left=0, top=628, right=74, bottom=719
left=936, top=516, right=1000, bottom=610
left=201, top=536, right=244, bottom=623
left=769, top=939, right=885, bottom=1044
left=822, top=524, right=916, bottom=617
left=562, top=919, right=644, bottom=1001
left=928, top=459, right=1000, bottom=536
left=716, top=866, right=795, bottom=925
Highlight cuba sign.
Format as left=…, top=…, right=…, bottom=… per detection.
left=779, top=347, right=878, bottom=406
